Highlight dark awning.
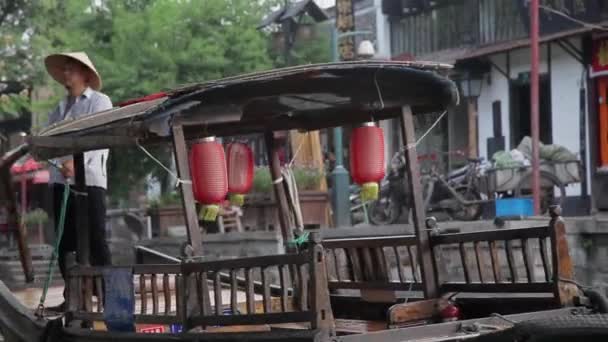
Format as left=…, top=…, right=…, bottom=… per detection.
left=30, top=61, right=458, bottom=159
left=458, top=25, right=597, bottom=62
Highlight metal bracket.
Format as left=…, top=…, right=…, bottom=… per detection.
left=556, top=39, right=584, bottom=66
left=487, top=59, right=509, bottom=81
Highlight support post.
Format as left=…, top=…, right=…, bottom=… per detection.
left=331, top=127, right=351, bottom=227
left=0, top=144, right=32, bottom=281
left=400, top=106, right=438, bottom=298
left=530, top=0, right=541, bottom=215
left=0, top=167, right=33, bottom=282
left=549, top=206, right=578, bottom=306
left=331, top=0, right=356, bottom=227
left=74, top=153, right=90, bottom=266
left=264, top=131, right=294, bottom=243
left=467, top=98, right=478, bottom=158
left=171, top=124, right=202, bottom=256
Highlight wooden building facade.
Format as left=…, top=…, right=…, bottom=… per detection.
left=383, top=0, right=608, bottom=214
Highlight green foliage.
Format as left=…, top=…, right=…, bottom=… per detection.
left=291, top=167, right=324, bottom=191
left=18, top=0, right=279, bottom=204
left=0, top=91, right=30, bottom=119
left=0, top=1, right=38, bottom=83
left=3, top=0, right=330, bottom=205
left=253, top=167, right=273, bottom=194
left=271, top=22, right=332, bottom=67
left=22, top=208, right=49, bottom=226
left=252, top=166, right=324, bottom=194
left=147, top=190, right=181, bottom=210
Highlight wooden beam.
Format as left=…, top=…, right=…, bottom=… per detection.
left=28, top=135, right=134, bottom=149
left=549, top=206, right=578, bottom=306
left=74, top=153, right=90, bottom=266
left=0, top=166, right=33, bottom=282
left=399, top=106, right=438, bottom=298
left=264, top=131, right=293, bottom=242
left=388, top=297, right=451, bottom=328
left=309, top=236, right=335, bottom=334
left=171, top=124, right=203, bottom=256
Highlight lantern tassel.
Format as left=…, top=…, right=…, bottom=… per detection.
left=199, top=205, right=220, bottom=222
left=229, top=193, right=245, bottom=206
left=360, top=182, right=379, bottom=202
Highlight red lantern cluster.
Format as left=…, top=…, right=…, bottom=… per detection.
left=189, top=137, right=228, bottom=221
left=349, top=122, right=385, bottom=201
left=226, top=142, right=254, bottom=206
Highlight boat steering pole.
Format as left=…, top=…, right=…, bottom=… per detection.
left=35, top=182, right=70, bottom=318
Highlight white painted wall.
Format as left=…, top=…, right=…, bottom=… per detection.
left=476, top=37, right=589, bottom=196
left=374, top=0, right=391, bottom=59
left=477, top=52, right=511, bottom=162
left=550, top=38, right=585, bottom=196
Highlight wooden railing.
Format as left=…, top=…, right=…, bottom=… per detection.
left=431, top=226, right=553, bottom=293
left=386, top=210, right=578, bottom=327
left=66, top=242, right=334, bottom=335
left=322, top=235, right=423, bottom=292
left=430, top=210, right=576, bottom=306
left=67, top=263, right=183, bottom=325
left=322, top=209, right=576, bottom=308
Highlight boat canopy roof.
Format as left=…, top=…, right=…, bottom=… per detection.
left=30, top=61, right=458, bottom=158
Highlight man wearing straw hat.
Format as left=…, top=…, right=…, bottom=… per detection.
left=44, top=52, right=112, bottom=310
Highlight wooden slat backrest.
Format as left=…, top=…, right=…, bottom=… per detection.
left=321, top=209, right=577, bottom=308
left=183, top=246, right=330, bottom=330
left=429, top=209, right=577, bottom=305
left=67, top=263, right=183, bottom=325
left=322, top=235, right=423, bottom=292
left=387, top=209, right=578, bottom=328
left=430, top=225, right=552, bottom=292
left=66, top=243, right=335, bottom=336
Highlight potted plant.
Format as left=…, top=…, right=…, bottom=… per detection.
left=147, top=191, right=184, bottom=237
left=243, top=166, right=330, bottom=231
left=22, top=208, right=49, bottom=244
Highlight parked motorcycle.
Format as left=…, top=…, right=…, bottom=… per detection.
left=368, top=151, right=487, bottom=224
left=367, top=152, right=411, bottom=225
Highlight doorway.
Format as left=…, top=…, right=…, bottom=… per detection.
left=510, top=75, right=552, bottom=148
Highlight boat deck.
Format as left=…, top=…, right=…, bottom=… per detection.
left=12, top=285, right=64, bottom=309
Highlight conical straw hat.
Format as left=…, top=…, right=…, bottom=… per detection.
left=44, top=52, right=102, bottom=91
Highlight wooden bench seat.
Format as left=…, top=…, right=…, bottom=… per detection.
left=321, top=208, right=580, bottom=329
left=65, top=241, right=335, bottom=339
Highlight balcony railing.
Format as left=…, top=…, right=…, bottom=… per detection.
left=388, top=0, right=605, bottom=58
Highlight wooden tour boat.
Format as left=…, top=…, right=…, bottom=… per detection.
left=0, top=61, right=607, bottom=342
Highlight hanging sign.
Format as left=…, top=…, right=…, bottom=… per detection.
left=591, top=39, right=608, bottom=78
left=336, top=0, right=356, bottom=61
left=137, top=324, right=166, bottom=333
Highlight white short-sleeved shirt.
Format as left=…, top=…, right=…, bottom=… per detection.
left=46, top=87, right=112, bottom=189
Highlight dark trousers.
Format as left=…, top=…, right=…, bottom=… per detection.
left=52, top=184, right=111, bottom=283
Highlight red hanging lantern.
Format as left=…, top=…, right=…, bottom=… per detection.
left=189, top=137, right=228, bottom=221
left=226, top=142, right=254, bottom=206
left=350, top=122, right=385, bottom=201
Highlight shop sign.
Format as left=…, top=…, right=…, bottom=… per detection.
left=591, top=39, right=608, bottom=78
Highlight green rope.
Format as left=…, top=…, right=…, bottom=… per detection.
left=287, top=231, right=310, bottom=248
left=36, top=183, right=70, bottom=316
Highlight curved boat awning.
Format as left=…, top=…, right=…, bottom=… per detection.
left=30, top=61, right=459, bottom=159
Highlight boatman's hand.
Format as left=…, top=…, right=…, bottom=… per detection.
left=61, top=159, right=75, bottom=178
